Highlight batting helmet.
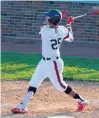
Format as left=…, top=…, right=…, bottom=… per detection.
left=44, top=9, right=62, bottom=25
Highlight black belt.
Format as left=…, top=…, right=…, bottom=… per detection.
left=43, top=57, right=59, bottom=60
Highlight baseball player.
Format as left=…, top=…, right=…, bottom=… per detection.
left=11, top=9, right=88, bottom=114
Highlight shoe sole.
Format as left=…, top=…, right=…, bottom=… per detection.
left=11, top=108, right=28, bottom=114
left=76, top=103, right=88, bottom=112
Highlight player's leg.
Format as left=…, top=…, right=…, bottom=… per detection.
left=48, top=59, right=67, bottom=92
left=11, top=59, right=47, bottom=113
left=49, top=59, right=88, bottom=111
left=21, top=61, right=47, bottom=108
left=64, top=85, right=88, bottom=111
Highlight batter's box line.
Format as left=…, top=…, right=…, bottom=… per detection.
left=1, top=113, right=47, bottom=118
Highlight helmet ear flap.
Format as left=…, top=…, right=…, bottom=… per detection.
left=48, top=17, right=60, bottom=25
left=48, top=17, right=53, bottom=24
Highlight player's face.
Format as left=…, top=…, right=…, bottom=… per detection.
left=45, top=16, right=50, bottom=25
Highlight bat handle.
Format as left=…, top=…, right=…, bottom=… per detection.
left=73, top=14, right=87, bottom=20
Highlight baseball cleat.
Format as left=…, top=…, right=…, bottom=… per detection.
left=11, top=102, right=28, bottom=114
left=76, top=100, right=89, bottom=112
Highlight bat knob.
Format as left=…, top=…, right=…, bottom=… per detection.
left=61, top=10, right=68, bottom=19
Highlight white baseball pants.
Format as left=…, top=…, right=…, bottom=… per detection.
left=29, top=58, right=68, bottom=92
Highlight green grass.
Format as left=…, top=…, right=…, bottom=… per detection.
left=1, top=51, right=99, bottom=81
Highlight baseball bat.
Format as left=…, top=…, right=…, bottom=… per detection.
left=73, top=10, right=99, bottom=20
left=61, top=9, right=99, bottom=20
left=61, top=10, right=68, bottom=19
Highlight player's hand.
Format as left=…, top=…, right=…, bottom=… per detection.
left=66, top=16, right=74, bottom=25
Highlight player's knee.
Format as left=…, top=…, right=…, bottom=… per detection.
left=65, top=85, right=72, bottom=94
left=55, top=86, right=66, bottom=92
left=28, top=86, right=37, bottom=95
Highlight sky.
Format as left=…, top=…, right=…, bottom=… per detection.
left=44, top=0, right=99, bottom=3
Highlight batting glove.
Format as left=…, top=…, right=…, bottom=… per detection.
left=66, top=16, right=74, bottom=25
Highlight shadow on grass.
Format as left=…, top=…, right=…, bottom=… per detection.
left=2, top=51, right=99, bottom=70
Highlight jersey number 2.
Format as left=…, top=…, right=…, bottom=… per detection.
left=50, top=38, right=62, bottom=50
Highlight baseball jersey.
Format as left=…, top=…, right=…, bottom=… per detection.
left=39, top=25, right=73, bottom=58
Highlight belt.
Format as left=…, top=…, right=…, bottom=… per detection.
left=43, top=57, right=59, bottom=61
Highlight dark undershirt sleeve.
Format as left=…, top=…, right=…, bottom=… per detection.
left=63, top=31, right=69, bottom=39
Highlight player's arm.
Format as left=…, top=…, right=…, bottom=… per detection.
left=39, top=25, right=43, bottom=35
left=64, top=16, right=74, bottom=42
left=39, top=24, right=46, bottom=35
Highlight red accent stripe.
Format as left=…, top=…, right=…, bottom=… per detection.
left=64, top=33, right=69, bottom=39
left=53, top=61, right=66, bottom=89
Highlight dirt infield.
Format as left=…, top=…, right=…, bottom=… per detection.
left=1, top=80, right=99, bottom=118
left=1, top=39, right=99, bottom=117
